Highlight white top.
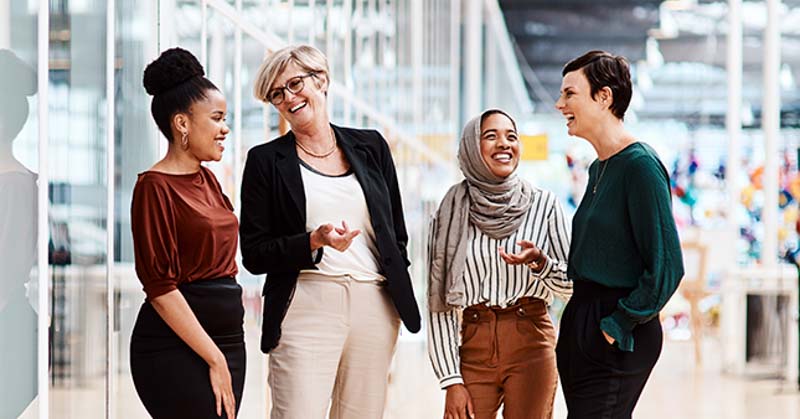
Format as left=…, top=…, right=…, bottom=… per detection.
left=427, top=189, right=573, bottom=388
left=298, top=161, right=385, bottom=282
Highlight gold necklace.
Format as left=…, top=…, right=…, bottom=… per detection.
left=296, top=130, right=337, bottom=158
left=592, top=160, right=609, bottom=195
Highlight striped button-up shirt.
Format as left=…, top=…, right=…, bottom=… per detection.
left=427, top=189, right=572, bottom=388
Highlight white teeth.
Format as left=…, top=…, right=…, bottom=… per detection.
left=493, top=153, right=512, bottom=162
left=290, top=102, right=307, bottom=113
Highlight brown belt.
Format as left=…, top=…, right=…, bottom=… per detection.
left=463, top=296, right=546, bottom=323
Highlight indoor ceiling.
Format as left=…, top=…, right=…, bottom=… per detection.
left=502, top=0, right=800, bottom=128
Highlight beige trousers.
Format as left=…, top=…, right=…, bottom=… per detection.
left=268, top=273, right=401, bottom=419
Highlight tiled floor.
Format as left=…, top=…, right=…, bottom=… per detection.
left=21, top=333, right=800, bottom=418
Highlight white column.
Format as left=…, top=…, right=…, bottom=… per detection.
left=326, top=0, right=334, bottom=117
left=762, top=0, right=781, bottom=269
left=726, top=0, right=742, bottom=226
left=411, top=0, right=423, bottom=135
left=449, top=0, right=461, bottom=141
left=158, top=0, right=176, bottom=50
left=308, top=0, right=316, bottom=44
left=463, top=0, right=483, bottom=119
left=105, top=0, right=117, bottom=417
left=209, top=23, right=224, bottom=92
left=36, top=0, right=50, bottom=417
left=484, top=21, right=496, bottom=107
left=367, top=0, right=376, bottom=124
left=788, top=278, right=800, bottom=386
left=234, top=0, right=242, bottom=206
left=288, top=0, right=295, bottom=44
left=201, top=0, right=208, bottom=67
left=0, top=0, right=10, bottom=49
left=343, top=0, right=353, bottom=124
left=157, top=0, right=175, bottom=158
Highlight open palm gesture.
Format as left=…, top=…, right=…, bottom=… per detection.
left=498, top=240, right=545, bottom=267
left=312, top=221, right=361, bottom=252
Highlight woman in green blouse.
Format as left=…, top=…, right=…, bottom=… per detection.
left=554, top=50, right=684, bottom=419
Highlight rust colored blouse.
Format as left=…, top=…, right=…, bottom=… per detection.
left=131, top=166, right=238, bottom=300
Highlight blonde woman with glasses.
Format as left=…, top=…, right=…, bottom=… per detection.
left=241, top=44, right=421, bottom=419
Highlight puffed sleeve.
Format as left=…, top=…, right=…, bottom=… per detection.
left=130, top=179, right=181, bottom=300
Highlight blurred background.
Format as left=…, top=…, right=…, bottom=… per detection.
left=2, top=0, right=800, bottom=418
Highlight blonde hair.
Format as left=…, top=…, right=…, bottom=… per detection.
left=253, top=44, right=330, bottom=103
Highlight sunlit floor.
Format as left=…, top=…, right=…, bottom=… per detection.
left=22, top=332, right=800, bottom=418
left=384, top=336, right=800, bottom=419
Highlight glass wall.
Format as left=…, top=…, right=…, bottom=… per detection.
left=4, top=1, right=533, bottom=417
left=1, top=0, right=40, bottom=418
left=48, top=0, right=109, bottom=417
left=113, top=1, right=159, bottom=417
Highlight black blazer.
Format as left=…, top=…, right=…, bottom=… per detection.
left=240, top=124, right=422, bottom=353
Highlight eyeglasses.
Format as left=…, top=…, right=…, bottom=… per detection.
left=267, top=72, right=317, bottom=106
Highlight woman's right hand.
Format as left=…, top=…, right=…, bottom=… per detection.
left=310, top=221, right=361, bottom=252
left=444, top=384, right=475, bottom=419
left=209, top=355, right=236, bottom=419
left=498, top=240, right=544, bottom=266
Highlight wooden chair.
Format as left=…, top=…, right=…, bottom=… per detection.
left=679, top=240, right=711, bottom=366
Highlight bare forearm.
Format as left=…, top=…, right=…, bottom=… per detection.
left=150, top=290, right=225, bottom=367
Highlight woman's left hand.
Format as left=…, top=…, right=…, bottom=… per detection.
left=499, top=240, right=544, bottom=266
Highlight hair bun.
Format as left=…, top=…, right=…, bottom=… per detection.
left=143, top=47, right=205, bottom=96
left=0, top=49, right=37, bottom=98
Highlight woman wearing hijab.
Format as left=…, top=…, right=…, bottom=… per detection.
left=554, top=50, right=683, bottom=419
left=427, top=109, right=572, bottom=419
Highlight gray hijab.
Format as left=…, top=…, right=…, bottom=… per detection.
left=428, top=109, right=534, bottom=312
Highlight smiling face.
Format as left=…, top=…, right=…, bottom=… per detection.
left=555, top=69, right=610, bottom=139
left=182, top=88, right=229, bottom=162
left=479, top=112, right=520, bottom=178
left=269, top=60, right=328, bottom=131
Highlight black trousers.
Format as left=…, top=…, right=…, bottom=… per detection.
left=130, top=278, right=246, bottom=419
left=556, top=280, right=662, bottom=419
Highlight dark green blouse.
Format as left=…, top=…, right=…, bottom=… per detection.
left=568, top=142, right=684, bottom=352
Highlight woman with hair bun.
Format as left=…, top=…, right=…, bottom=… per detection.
left=129, top=47, right=244, bottom=419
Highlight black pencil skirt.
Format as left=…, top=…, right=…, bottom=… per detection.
left=130, top=278, right=246, bottom=419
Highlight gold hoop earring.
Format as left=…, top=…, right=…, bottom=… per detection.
left=180, top=132, right=189, bottom=149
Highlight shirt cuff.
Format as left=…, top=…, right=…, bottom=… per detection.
left=311, top=247, right=323, bottom=264
left=529, top=256, right=553, bottom=279
left=600, top=309, right=637, bottom=352
left=439, top=375, right=464, bottom=389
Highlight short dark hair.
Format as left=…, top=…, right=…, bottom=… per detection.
left=562, top=50, right=632, bottom=120
left=142, top=47, right=219, bottom=142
